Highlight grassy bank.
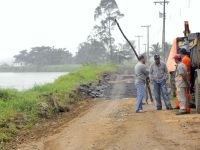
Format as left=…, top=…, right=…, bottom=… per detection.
left=0, top=64, right=115, bottom=145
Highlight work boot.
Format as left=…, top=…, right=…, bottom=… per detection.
left=166, top=107, right=173, bottom=110
left=173, top=106, right=179, bottom=109
left=176, top=110, right=187, bottom=115
left=190, top=103, right=196, bottom=108
left=136, top=110, right=143, bottom=113
left=176, top=111, right=187, bottom=115
left=157, top=107, right=162, bottom=110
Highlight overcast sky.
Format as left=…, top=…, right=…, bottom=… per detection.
left=0, top=0, right=198, bottom=62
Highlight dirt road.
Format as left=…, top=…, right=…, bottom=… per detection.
left=17, top=74, right=200, bottom=150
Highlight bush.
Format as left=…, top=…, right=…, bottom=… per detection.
left=0, top=89, right=18, bottom=101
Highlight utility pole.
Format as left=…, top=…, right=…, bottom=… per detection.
left=188, top=0, right=191, bottom=8
left=141, top=25, right=151, bottom=64
left=154, top=0, right=169, bottom=62
left=143, top=44, right=147, bottom=54
left=143, top=43, right=147, bottom=60
left=135, top=35, right=143, bottom=55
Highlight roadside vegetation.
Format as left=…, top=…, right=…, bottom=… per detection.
left=0, top=64, right=115, bottom=146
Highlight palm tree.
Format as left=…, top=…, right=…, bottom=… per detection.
left=150, top=43, right=162, bottom=58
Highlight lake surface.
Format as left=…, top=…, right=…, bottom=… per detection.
left=0, top=72, right=68, bottom=91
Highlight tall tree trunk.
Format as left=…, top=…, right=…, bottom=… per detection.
left=108, top=11, right=113, bottom=60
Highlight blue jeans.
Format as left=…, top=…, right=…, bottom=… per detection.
left=153, top=80, right=172, bottom=109
left=135, top=82, right=145, bottom=111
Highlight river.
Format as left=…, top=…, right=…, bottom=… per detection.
left=0, top=72, right=68, bottom=91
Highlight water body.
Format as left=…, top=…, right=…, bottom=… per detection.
left=0, top=72, right=68, bottom=91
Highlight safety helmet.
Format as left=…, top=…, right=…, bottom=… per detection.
left=173, top=54, right=181, bottom=60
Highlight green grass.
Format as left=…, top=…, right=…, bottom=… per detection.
left=0, top=64, right=116, bottom=143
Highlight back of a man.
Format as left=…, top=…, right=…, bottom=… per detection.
left=134, top=55, right=149, bottom=113
left=135, top=62, right=148, bottom=84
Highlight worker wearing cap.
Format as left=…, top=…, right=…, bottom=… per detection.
left=174, top=54, right=189, bottom=115
left=150, top=54, right=172, bottom=110
left=179, top=48, right=191, bottom=112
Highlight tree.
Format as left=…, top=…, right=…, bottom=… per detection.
left=13, top=46, right=73, bottom=66
left=122, top=40, right=136, bottom=58
left=75, top=40, right=107, bottom=64
left=118, top=40, right=136, bottom=61
left=26, top=46, right=52, bottom=65
left=14, top=50, right=28, bottom=65
left=94, top=0, right=124, bottom=60
left=150, top=42, right=172, bottom=60
left=150, top=43, right=162, bottom=58
left=109, top=41, right=136, bottom=64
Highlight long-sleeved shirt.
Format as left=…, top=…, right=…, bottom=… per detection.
left=150, top=61, right=168, bottom=83
left=134, top=62, right=149, bottom=84
left=175, top=62, right=187, bottom=88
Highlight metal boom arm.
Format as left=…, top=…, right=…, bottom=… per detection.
left=115, top=19, right=139, bottom=60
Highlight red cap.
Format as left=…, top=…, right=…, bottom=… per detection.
left=173, top=54, right=181, bottom=60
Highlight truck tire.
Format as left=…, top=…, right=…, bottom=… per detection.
left=195, top=76, right=200, bottom=113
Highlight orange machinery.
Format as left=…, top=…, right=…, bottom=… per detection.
left=167, top=21, right=200, bottom=113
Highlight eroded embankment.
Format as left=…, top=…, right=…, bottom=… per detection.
left=1, top=64, right=116, bottom=149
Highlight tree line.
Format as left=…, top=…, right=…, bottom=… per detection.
left=13, top=0, right=172, bottom=66
left=14, top=47, right=73, bottom=66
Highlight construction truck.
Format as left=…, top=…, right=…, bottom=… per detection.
left=167, top=21, right=200, bottom=113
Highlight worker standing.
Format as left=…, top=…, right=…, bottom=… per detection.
left=179, top=48, right=191, bottom=113
left=150, top=54, right=172, bottom=110
left=134, top=55, right=149, bottom=113
left=174, top=54, right=189, bottom=115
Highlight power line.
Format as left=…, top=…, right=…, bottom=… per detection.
left=154, top=0, right=169, bottom=62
